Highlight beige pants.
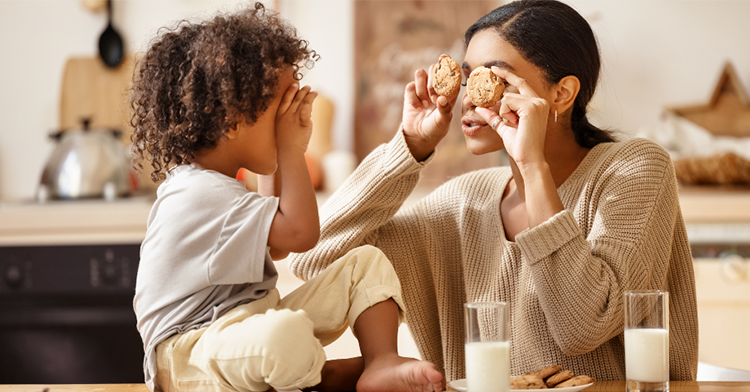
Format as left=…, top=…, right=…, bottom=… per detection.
left=154, top=245, right=404, bottom=392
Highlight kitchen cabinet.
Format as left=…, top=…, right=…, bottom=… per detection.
left=679, top=186, right=750, bottom=372
left=0, top=197, right=153, bottom=383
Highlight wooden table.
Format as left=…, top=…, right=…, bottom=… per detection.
left=2, top=381, right=750, bottom=392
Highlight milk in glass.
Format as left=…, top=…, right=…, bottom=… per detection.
left=624, top=328, right=669, bottom=383
left=465, top=341, right=510, bottom=392
left=623, top=290, right=670, bottom=392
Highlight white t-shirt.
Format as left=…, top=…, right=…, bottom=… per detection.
left=134, top=165, right=280, bottom=391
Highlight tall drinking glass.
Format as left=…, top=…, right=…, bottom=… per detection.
left=464, top=301, right=510, bottom=392
left=624, top=290, right=669, bottom=392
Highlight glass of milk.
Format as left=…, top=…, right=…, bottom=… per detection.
left=624, top=290, right=669, bottom=392
left=464, top=302, right=509, bottom=392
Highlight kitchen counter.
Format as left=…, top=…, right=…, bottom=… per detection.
left=0, top=185, right=749, bottom=239
left=2, top=381, right=749, bottom=392
left=1, top=185, right=749, bottom=247
left=678, top=185, right=750, bottom=224
left=0, top=196, right=154, bottom=246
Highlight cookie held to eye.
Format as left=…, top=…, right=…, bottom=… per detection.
left=467, top=66, right=506, bottom=107
left=432, top=55, right=462, bottom=98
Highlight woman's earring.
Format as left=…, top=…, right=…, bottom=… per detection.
left=554, top=109, right=558, bottom=123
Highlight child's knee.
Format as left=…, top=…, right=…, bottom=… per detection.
left=259, top=309, right=326, bottom=389
left=342, top=245, right=392, bottom=271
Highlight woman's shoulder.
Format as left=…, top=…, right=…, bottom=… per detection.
left=567, top=137, right=677, bottom=198
left=589, top=137, right=673, bottom=176
left=603, top=137, right=670, bottom=161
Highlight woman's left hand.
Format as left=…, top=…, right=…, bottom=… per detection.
left=475, top=67, right=550, bottom=168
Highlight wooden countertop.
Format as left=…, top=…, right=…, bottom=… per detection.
left=678, top=185, right=750, bottom=224
left=3, top=381, right=750, bottom=392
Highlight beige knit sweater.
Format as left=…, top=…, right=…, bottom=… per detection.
left=288, top=129, right=699, bottom=382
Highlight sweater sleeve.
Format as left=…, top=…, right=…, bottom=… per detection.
left=515, top=139, right=680, bottom=356
left=287, top=128, right=432, bottom=281
left=288, top=129, right=467, bottom=376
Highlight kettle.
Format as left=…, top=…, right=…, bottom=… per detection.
left=38, top=120, right=135, bottom=202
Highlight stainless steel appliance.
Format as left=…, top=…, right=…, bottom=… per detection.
left=680, top=189, right=750, bottom=373
left=0, top=243, right=142, bottom=383
left=0, top=198, right=152, bottom=384
left=38, top=120, right=134, bottom=202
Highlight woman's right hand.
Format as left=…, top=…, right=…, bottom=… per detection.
left=401, top=65, right=458, bottom=161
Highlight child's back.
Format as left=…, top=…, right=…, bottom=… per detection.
left=135, top=165, right=279, bottom=382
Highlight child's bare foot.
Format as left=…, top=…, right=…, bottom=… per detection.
left=302, top=357, right=364, bottom=392
left=356, top=354, right=444, bottom=392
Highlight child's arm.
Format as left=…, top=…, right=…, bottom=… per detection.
left=260, top=83, right=320, bottom=260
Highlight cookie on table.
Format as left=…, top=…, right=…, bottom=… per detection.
left=545, top=370, right=574, bottom=388
left=526, top=364, right=562, bottom=379
left=432, top=54, right=462, bottom=98
left=554, top=375, right=595, bottom=388
left=467, top=66, right=505, bottom=107
left=510, top=374, right=546, bottom=389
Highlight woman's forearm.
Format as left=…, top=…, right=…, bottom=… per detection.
left=287, top=130, right=427, bottom=281
left=519, top=161, right=565, bottom=229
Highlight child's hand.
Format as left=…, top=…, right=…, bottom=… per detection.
left=266, top=82, right=321, bottom=256
left=275, top=83, right=318, bottom=152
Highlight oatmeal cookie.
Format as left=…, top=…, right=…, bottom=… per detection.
left=526, top=364, right=562, bottom=379
left=467, top=66, right=505, bottom=107
left=510, top=374, right=546, bottom=389
left=432, top=54, right=462, bottom=98
left=554, top=375, right=595, bottom=388
left=545, top=370, right=574, bottom=387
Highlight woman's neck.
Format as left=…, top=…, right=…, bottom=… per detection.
left=507, top=132, right=591, bottom=202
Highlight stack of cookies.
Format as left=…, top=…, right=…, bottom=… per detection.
left=511, top=364, right=594, bottom=389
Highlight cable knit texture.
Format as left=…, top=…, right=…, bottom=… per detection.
left=288, top=129, right=698, bottom=382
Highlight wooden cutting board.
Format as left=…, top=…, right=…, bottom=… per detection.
left=59, top=55, right=135, bottom=135
left=58, top=55, right=161, bottom=192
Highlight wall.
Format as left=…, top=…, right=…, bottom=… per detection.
left=568, top=1, right=750, bottom=136
left=0, top=0, right=352, bottom=202
left=1, top=0, right=750, bottom=202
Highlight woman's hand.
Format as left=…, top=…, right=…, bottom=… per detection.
left=402, top=65, right=458, bottom=162
left=475, top=67, right=549, bottom=168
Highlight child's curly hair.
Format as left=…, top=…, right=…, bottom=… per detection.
left=130, top=2, right=318, bottom=182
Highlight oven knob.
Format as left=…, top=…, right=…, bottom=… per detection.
left=102, top=261, right=119, bottom=284
left=3, top=262, right=24, bottom=289
left=721, top=252, right=747, bottom=283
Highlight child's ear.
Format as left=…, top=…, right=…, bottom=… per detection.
left=553, top=75, right=580, bottom=115
left=225, top=123, right=241, bottom=140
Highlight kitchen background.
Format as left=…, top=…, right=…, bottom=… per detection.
left=1, top=0, right=750, bottom=384
left=1, top=0, right=750, bottom=201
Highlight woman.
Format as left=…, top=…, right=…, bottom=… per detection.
left=289, top=0, right=698, bottom=382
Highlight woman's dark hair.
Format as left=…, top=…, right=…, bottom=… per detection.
left=464, top=0, right=615, bottom=148
left=130, top=2, right=318, bottom=182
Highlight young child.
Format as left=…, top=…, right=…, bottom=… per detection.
left=129, top=3, right=443, bottom=392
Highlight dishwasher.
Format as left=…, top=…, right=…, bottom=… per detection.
left=688, top=222, right=750, bottom=372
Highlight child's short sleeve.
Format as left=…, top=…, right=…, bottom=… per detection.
left=208, top=192, right=279, bottom=285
